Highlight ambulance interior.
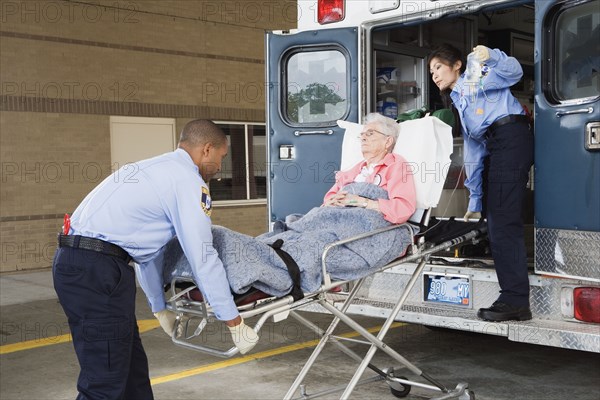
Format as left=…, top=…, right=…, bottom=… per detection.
left=370, top=3, right=536, bottom=262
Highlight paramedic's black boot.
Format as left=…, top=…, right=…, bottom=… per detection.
left=477, top=301, right=532, bottom=322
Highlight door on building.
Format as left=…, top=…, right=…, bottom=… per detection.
left=109, top=116, right=177, bottom=169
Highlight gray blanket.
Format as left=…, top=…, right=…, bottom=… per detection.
left=163, top=183, right=413, bottom=297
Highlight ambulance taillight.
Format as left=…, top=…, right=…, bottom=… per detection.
left=318, top=0, right=344, bottom=24
left=574, top=287, right=600, bottom=323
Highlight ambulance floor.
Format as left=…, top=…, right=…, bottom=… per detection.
left=1, top=270, right=599, bottom=400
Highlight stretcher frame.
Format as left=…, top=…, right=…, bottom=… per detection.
left=166, top=210, right=485, bottom=400
left=166, top=117, right=481, bottom=399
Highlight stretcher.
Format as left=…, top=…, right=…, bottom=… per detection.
left=165, top=117, right=485, bottom=399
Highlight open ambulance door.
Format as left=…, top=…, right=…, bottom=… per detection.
left=265, top=28, right=359, bottom=223
left=534, top=0, right=600, bottom=278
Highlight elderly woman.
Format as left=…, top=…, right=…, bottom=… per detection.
left=323, top=113, right=417, bottom=224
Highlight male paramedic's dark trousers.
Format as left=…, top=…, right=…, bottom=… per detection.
left=53, top=247, right=154, bottom=400
left=485, top=120, right=534, bottom=307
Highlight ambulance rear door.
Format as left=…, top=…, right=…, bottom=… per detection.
left=265, top=28, right=359, bottom=223
left=534, top=0, right=600, bottom=279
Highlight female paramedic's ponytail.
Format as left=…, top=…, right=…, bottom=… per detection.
left=428, top=43, right=465, bottom=137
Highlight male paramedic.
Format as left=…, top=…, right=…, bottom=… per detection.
left=52, top=119, right=258, bottom=400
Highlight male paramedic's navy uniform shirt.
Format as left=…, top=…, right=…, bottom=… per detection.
left=68, top=148, right=239, bottom=320
left=450, top=48, right=525, bottom=213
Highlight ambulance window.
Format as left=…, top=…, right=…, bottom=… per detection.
left=551, top=1, right=600, bottom=102
left=285, top=49, right=348, bottom=125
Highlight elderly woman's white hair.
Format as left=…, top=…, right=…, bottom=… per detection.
left=364, top=113, right=400, bottom=145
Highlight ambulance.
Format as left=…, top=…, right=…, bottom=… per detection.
left=265, top=0, right=600, bottom=352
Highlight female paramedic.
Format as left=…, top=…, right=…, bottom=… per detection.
left=428, top=43, right=534, bottom=322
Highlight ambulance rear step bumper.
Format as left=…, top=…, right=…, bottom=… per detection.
left=300, top=298, right=599, bottom=353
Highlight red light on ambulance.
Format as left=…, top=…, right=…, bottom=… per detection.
left=573, top=287, right=600, bottom=323
left=318, top=0, right=344, bottom=24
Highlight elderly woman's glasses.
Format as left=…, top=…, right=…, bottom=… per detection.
left=359, top=129, right=387, bottom=139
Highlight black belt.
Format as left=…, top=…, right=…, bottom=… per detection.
left=488, top=114, right=530, bottom=133
left=58, top=234, right=131, bottom=263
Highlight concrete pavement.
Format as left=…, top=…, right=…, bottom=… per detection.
left=1, top=269, right=599, bottom=400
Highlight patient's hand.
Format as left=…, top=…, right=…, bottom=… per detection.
left=342, top=193, right=366, bottom=207
left=324, top=192, right=371, bottom=208
left=323, top=193, right=346, bottom=207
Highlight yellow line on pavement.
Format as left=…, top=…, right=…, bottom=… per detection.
left=151, top=322, right=406, bottom=386
left=0, top=319, right=160, bottom=355
left=0, top=332, right=73, bottom=355
left=138, top=319, right=162, bottom=333
left=1, top=318, right=407, bottom=385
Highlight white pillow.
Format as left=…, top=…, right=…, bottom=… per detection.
left=337, top=117, right=453, bottom=209
left=338, top=120, right=364, bottom=171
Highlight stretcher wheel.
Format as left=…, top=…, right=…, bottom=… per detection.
left=389, top=375, right=411, bottom=398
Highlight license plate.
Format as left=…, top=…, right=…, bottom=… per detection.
left=424, top=273, right=471, bottom=307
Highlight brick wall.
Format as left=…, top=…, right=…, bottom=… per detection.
left=0, top=0, right=296, bottom=272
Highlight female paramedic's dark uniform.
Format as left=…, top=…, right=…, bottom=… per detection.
left=450, top=47, right=534, bottom=320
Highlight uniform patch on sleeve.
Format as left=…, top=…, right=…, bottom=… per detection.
left=201, top=186, right=212, bottom=216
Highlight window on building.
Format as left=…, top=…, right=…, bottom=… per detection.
left=210, top=122, right=267, bottom=202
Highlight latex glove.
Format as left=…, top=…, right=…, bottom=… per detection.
left=228, top=319, right=259, bottom=355
left=154, top=309, right=181, bottom=337
left=464, top=211, right=482, bottom=220
left=472, top=45, right=490, bottom=62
